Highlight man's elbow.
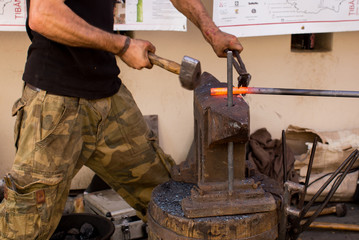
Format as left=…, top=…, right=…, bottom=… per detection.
left=28, top=0, right=51, bottom=34
left=28, top=12, right=47, bottom=33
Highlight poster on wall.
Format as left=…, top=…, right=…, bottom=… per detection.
left=114, top=0, right=186, bottom=31
left=0, top=0, right=187, bottom=32
left=0, top=0, right=26, bottom=31
left=213, top=0, right=359, bottom=37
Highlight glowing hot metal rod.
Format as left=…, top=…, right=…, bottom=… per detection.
left=210, top=87, right=359, bottom=98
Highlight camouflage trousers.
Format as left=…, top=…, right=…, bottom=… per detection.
left=0, top=84, right=174, bottom=239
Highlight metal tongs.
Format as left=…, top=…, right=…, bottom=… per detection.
left=232, top=50, right=251, bottom=88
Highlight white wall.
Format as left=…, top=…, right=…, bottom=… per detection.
left=122, top=28, right=359, bottom=163
left=0, top=32, right=28, bottom=182
left=1, top=6, right=358, bottom=188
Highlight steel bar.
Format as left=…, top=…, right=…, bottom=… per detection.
left=279, top=182, right=291, bottom=240
left=289, top=150, right=358, bottom=239
left=211, top=87, right=359, bottom=98
left=298, top=137, right=318, bottom=210
left=227, top=51, right=234, bottom=195
left=282, top=130, right=287, bottom=184
left=301, top=149, right=358, bottom=217
left=300, top=151, right=359, bottom=233
left=227, top=51, right=234, bottom=107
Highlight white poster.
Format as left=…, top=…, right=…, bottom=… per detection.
left=0, top=0, right=26, bottom=31
left=114, top=0, right=187, bottom=31
left=213, top=0, right=359, bottom=37
left=0, top=0, right=187, bottom=32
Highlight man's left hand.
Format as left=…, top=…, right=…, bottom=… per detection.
left=208, top=29, right=243, bottom=57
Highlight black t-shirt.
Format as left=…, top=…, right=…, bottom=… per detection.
left=23, top=0, right=121, bottom=99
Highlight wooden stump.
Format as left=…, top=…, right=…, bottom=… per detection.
left=148, top=181, right=278, bottom=240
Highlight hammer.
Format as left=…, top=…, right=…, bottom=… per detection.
left=304, top=203, right=347, bottom=218
left=148, top=52, right=201, bottom=90
left=307, top=222, right=359, bottom=231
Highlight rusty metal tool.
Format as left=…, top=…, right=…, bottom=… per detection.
left=304, top=203, right=347, bottom=218
left=148, top=52, right=201, bottom=90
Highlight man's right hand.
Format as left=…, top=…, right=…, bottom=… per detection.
left=118, top=38, right=156, bottom=70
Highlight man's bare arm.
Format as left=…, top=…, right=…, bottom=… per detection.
left=29, top=0, right=155, bottom=69
left=170, top=0, right=243, bottom=57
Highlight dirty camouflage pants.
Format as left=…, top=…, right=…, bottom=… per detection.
left=0, top=84, right=174, bottom=239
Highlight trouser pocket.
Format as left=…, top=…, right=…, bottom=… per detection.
left=0, top=173, right=63, bottom=239
left=12, top=98, right=25, bottom=151
left=1, top=185, right=41, bottom=239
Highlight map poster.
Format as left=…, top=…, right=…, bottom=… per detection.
left=0, top=0, right=186, bottom=32
left=114, top=0, right=187, bottom=31
left=213, top=0, right=359, bottom=37
left=0, top=0, right=26, bottom=31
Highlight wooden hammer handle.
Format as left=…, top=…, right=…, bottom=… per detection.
left=309, top=222, right=359, bottom=231
left=148, top=52, right=180, bottom=75
left=305, top=206, right=336, bottom=218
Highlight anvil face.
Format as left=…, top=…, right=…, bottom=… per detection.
left=180, top=73, right=276, bottom=219
left=194, top=72, right=249, bottom=186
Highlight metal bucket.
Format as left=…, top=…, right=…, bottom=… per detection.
left=53, top=213, right=115, bottom=240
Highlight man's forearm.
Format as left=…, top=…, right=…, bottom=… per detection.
left=170, top=0, right=243, bottom=57
left=170, top=0, right=219, bottom=44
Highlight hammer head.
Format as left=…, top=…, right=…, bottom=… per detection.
left=336, top=203, right=347, bottom=217
left=179, top=56, right=201, bottom=90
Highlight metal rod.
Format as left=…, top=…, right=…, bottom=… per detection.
left=246, top=87, right=359, bottom=98
left=300, top=151, right=359, bottom=233
left=290, top=150, right=359, bottom=240
left=227, top=51, right=234, bottom=195
left=302, top=149, right=358, bottom=216
left=227, top=51, right=233, bottom=107
left=211, top=87, right=359, bottom=98
left=282, top=130, right=287, bottom=184
left=298, top=137, right=318, bottom=210
left=279, top=182, right=291, bottom=240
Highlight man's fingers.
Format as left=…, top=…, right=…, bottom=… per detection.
left=147, top=42, right=156, bottom=54
left=119, top=39, right=158, bottom=69
left=217, top=36, right=243, bottom=57
left=230, top=39, right=243, bottom=53
left=145, top=42, right=156, bottom=69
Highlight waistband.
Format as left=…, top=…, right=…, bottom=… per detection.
left=26, top=83, right=41, bottom=92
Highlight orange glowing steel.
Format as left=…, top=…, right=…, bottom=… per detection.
left=210, top=87, right=249, bottom=96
